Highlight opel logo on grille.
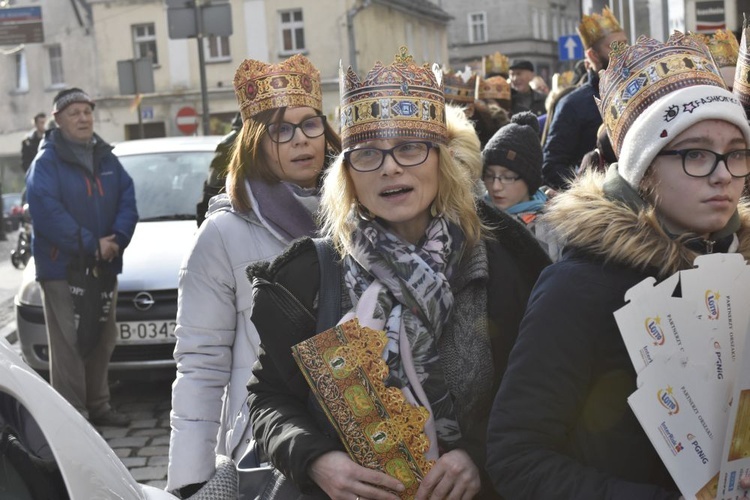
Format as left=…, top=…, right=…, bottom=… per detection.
left=133, top=292, right=155, bottom=311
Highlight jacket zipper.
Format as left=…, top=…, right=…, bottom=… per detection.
left=704, top=240, right=715, bottom=253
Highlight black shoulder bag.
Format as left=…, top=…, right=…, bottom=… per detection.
left=66, top=231, right=116, bottom=357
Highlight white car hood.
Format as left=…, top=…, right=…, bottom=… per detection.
left=119, top=220, right=197, bottom=292
left=0, top=338, right=176, bottom=499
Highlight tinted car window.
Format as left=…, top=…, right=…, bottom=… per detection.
left=118, top=152, right=213, bottom=221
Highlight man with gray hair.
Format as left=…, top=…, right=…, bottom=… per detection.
left=26, top=88, right=138, bottom=427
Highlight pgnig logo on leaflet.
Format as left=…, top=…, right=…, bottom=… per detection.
left=705, top=290, right=720, bottom=320
left=657, top=386, right=680, bottom=415
left=658, top=421, right=683, bottom=456
left=687, top=433, right=709, bottom=464
left=644, top=316, right=665, bottom=345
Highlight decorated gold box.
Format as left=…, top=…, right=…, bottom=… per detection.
left=292, top=318, right=434, bottom=499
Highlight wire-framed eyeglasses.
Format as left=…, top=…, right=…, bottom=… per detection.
left=655, top=148, right=750, bottom=178
left=344, top=141, right=437, bottom=172
left=482, top=173, right=521, bottom=185
left=266, top=115, right=326, bottom=143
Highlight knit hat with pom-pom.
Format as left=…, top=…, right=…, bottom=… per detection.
left=481, top=111, right=543, bottom=193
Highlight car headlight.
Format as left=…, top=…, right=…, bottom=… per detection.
left=17, top=280, right=43, bottom=307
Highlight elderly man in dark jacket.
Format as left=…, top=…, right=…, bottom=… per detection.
left=26, top=88, right=138, bottom=427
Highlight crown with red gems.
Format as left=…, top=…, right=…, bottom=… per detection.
left=734, top=16, right=750, bottom=114
left=234, top=54, right=322, bottom=121
left=483, top=52, right=510, bottom=77
left=577, top=7, right=624, bottom=49
left=597, top=32, right=725, bottom=155
left=443, top=66, right=477, bottom=104
left=339, top=46, right=447, bottom=150
left=476, top=75, right=511, bottom=101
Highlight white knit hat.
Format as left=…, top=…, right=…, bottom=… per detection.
left=598, top=32, right=750, bottom=189
left=617, top=85, right=750, bottom=189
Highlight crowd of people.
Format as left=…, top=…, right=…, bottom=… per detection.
left=16, top=4, right=750, bottom=499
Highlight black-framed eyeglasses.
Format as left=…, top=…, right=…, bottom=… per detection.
left=344, top=141, right=437, bottom=172
left=656, top=148, right=750, bottom=178
left=266, top=115, right=326, bottom=143
left=482, top=173, right=521, bottom=185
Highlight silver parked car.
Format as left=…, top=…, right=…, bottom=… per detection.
left=15, top=136, right=222, bottom=373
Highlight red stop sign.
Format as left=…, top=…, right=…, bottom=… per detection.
left=176, top=106, right=199, bottom=135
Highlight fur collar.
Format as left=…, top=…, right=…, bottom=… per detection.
left=543, top=169, right=750, bottom=278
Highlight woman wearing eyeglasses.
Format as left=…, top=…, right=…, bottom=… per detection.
left=167, top=55, right=341, bottom=499
left=245, top=48, right=550, bottom=500
left=486, top=34, right=750, bottom=499
left=482, top=112, right=559, bottom=259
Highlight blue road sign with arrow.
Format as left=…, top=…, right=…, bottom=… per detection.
left=558, top=34, right=584, bottom=61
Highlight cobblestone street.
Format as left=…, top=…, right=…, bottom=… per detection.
left=99, top=374, right=174, bottom=490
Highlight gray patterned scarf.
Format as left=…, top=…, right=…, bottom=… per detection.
left=343, top=215, right=466, bottom=448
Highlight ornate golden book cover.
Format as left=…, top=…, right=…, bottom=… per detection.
left=291, top=318, right=434, bottom=498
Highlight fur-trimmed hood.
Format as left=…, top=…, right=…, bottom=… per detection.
left=543, top=166, right=750, bottom=278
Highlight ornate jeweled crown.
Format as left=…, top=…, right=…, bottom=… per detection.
left=234, top=54, right=322, bottom=121
left=700, top=29, right=740, bottom=67
left=734, top=16, right=750, bottom=114
left=339, top=47, right=447, bottom=150
left=443, top=66, right=477, bottom=104
left=483, top=52, right=510, bottom=77
left=476, top=75, right=511, bottom=101
left=597, top=32, right=725, bottom=155
left=577, top=7, right=624, bottom=49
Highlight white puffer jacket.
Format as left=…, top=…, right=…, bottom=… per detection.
left=167, top=193, right=293, bottom=493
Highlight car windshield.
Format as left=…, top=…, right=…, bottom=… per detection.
left=3, top=193, right=21, bottom=210
left=118, top=151, right=212, bottom=221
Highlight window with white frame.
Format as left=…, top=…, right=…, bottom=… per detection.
left=541, top=10, right=549, bottom=40
left=468, top=12, right=487, bottom=43
left=532, top=8, right=540, bottom=39
left=279, top=9, right=305, bottom=53
left=204, top=35, right=230, bottom=62
left=132, top=23, right=158, bottom=65
left=15, top=51, right=28, bottom=92
left=48, top=44, right=64, bottom=86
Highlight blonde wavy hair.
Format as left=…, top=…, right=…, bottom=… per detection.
left=320, top=104, right=484, bottom=254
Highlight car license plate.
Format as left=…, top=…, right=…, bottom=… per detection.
left=117, top=320, right=176, bottom=344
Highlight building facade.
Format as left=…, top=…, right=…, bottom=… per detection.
left=0, top=0, right=450, bottom=176
left=436, top=0, right=580, bottom=84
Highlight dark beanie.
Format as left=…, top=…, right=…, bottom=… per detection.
left=481, top=111, right=543, bottom=193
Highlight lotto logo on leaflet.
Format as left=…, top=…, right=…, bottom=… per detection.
left=705, top=290, right=720, bottom=320
left=644, top=316, right=665, bottom=345
left=657, top=386, right=680, bottom=415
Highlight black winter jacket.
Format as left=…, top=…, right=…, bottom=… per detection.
left=486, top=169, right=750, bottom=499
left=246, top=202, right=551, bottom=497
left=542, top=71, right=601, bottom=190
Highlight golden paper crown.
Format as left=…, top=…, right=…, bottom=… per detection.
left=734, top=16, right=750, bottom=113
left=552, top=71, right=575, bottom=92
left=577, top=7, right=624, bottom=49
left=476, top=75, right=511, bottom=101
left=483, top=52, right=510, bottom=77
left=339, top=47, right=447, bottom=151
left=234, top=54, right=322, bottom=121
left=598, top=32, right=725, bottom=155
left=702, top=29, right=740, bottom=67
left=442, top=66, right=477, bottom=104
